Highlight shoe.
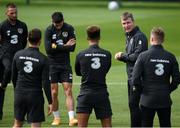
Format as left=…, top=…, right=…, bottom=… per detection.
left=69, top=118, right=78, bottom=126
left=51, top=118, right=61, bottom=126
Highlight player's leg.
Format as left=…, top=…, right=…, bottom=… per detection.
left=51, top=83, right=61, bottom=125
left=100, top=117, right=112, bottom=127
left=77, top=113, right=90, bottom=127
left=31, top=122, right=41, bottom=128
left=1, top=56, right=12, bottom=88
left=157, top=107, right=171, bottom=127
left=27, top=92, right=45, bottom=128
left=140, top=105, right=155, bottom=127
left=0, top=61, right=5, bottom=120
left=63, top=82, right=77, bottom=126
left=0, top=88, right=5, bottom=120
left=128, top=80, right=142, bottom=127
left=94, top=91, right=112, bottom=127
left=13, top=119, right=23, bottom=128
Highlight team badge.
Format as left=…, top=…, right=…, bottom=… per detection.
left=18, top=28, right=23, bottom=34
left=62, top=32, right=68, bottom=37
left=6, top=30, right=10, bottom=36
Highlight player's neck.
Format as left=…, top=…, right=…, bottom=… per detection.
left=88, top=40, right=99, bottom=46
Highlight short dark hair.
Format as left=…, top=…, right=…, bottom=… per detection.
left=28, top=28, right=41, bottom=45
left=6, top=3, right=16, bottom=8
left=52, top=12, right=64, bottom=23
left=151, top=27, right=165, bottom=43
left=87, top=25, right=100, bottom=40
left=121, top=12, right=134, bottom=21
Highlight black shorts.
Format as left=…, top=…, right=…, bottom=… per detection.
left=76, top=91, right=112, bottom=119
left=50, top=65, right=72, bottom=83
left=14, top=91, right=45, bottom=123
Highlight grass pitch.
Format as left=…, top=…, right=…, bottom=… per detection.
left=0, top=1, right=180, bottom=127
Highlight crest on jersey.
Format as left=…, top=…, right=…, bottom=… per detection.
left=62, top=32, right=68, bottom=37
left=130, top=38, right=133, bottom=45
left=18, top=28, right=23, bottom=34
left=6, top=30, right=10, bottom=36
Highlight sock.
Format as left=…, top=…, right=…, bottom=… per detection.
left=68, top=111, right=75, bottom=120
left=53, top=111, right=60, bottom=119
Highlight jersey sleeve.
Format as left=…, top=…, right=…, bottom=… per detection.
left=22, top=23, right=28, bottom=49
left=75, top=53, right=81, bottom=76
left=120, top=34, right=148, bottom=63
left=45, top=27, right=76, bottom=54
left=170, top=55, right=180, bottom=92
left=42, top=58, right=52, bottom=104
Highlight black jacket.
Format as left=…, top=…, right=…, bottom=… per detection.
left=119, top=26, right=148, bottom=81
left=12, top=47, right=52, bottom=104
left=0, top=19, right=27, bottom=56
left=75, top=44, right=111, bottom=93
left=132, top=45, right=180, bottom=108
left=44, top=22, right=76, bottom=65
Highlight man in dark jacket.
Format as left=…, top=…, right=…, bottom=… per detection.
left=115, top=12, right=148, bottom=127
left=132, top=27, right=180, bottom=127
left=0, top=3, right=28, bottom=120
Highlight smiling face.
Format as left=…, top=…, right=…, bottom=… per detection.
left=121, top=17, right=135, bottom=33
left=6, top=7, right=17, bottom=22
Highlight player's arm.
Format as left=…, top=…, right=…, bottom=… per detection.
left=132, top=53, right=143, bottom=87
left=120, top=34, right=148, bottom=63
left=22, top=23, right=28, bottom=49
left=52, top=27, right=76, bottom=52
left=170, top=56, right=180, bottom=92
left=53, top=38, right=76, bottom=52
left=11, top=54, right=18, bottom=89
left=42, top=59, right=52, bottom=105
left=106, top=52, right=112, bottom=73
left=75, top=53, right=81, bottom=76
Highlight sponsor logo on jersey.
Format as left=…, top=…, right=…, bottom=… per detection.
left=62, top=32, right=68, bottom=37
left=18, top=28, right=23, bottom=34
left=56, top=39, right=63, bottom=45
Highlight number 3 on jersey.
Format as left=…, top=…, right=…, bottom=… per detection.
left=155, top=63, right=164, bottom=76
left=24, top=61, right=33, bottom=73
left=91, top=57, right=101, bottom=69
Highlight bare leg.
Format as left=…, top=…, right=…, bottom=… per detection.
left=77, top=113, right=90, bottom=128
left=101, top=117, right=112, bottom=128
left=63, top=82, right=74, bottom=112
left=51, top=83, right=59, bottom=111
left=31, top=122, right=41, bottom=128
left=13, top=119, right=23, bottom=128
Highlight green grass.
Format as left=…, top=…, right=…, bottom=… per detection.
left=1, top=1, right=180, bottom=127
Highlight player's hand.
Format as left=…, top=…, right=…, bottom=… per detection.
left=115, top=52, right=123, bottom=60
left=65, top=38, right=76, bottom=46
left=51, top=43, right=57, bottom=49
left=47, top=104, right=53, bottom=116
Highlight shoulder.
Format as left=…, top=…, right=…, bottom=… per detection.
left=14, top=49, right=26, bottom=57
left=63, top=22, right=74, bottom=30
left=0, top=20, right=8, bottom=28
left=163, top=49, right=176, bottom=60
left=17, top=20, right=27, bottom=27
